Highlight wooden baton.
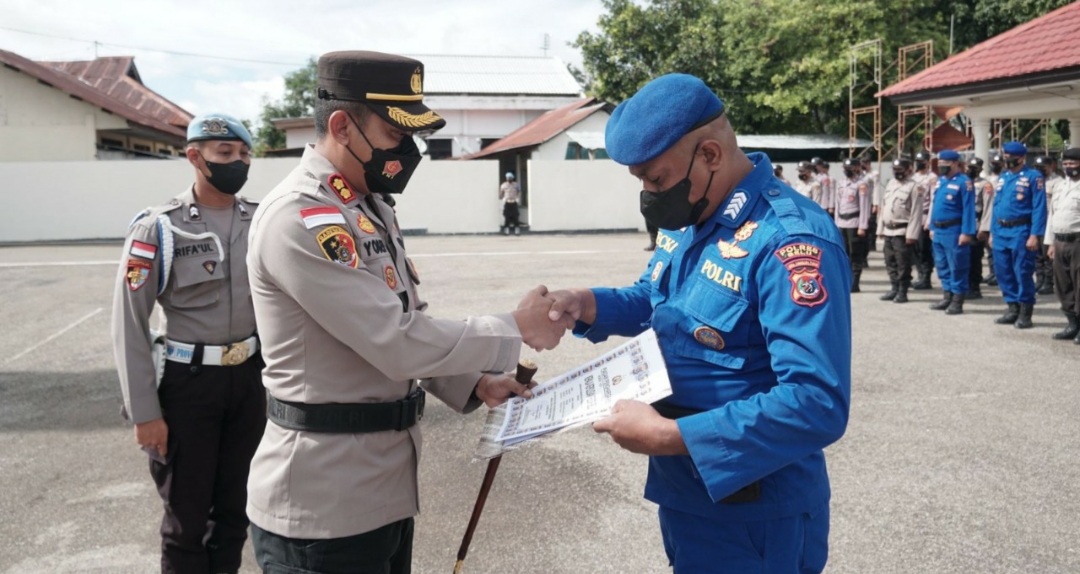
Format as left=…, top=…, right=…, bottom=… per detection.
left=452, top=360, right=538, bottom=574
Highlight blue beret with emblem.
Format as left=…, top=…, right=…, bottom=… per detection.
left=1003, top=141, right=1027, bottom=156
left=605, top=74, right=726, bottom=166
left=938, top=149, right=960, bottom=161
left=187, top=113, right=253, bottom=149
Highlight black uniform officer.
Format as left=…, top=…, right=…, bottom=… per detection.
left=1034, top=155, right=1059, bottom=295
left=912, top=151, right=937, bottom=289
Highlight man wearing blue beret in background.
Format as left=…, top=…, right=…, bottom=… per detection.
left=543, top=74, right=851, bottom=573
left=988, top=141, right=1048, bottom=328
left=927, top=149, right=976, bottom=314
left=111, top=113, right=264, bottom=573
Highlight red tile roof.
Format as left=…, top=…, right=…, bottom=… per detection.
left=879, top=2, right=1080, bottom=99
left=0, top=49, right=187, bottom=139
left=930, top=123, right=973, bottom=152
left=41, top=57, right=193, bottom=128
left=463, top=98, right=607, bottom=159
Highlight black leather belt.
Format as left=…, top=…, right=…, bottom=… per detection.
left=267, top=388, right=425, bottom=433
left=652, top=400, right=761, bottom=504
left=1056, top=232, right=1080, bottom=243
left=998, top=216, right=1031, bottom=228
left=933, top=218, right=961, bottom=229
left=885, top=221, right=909, bottom=230
left=838, top=212, right=859, bottom=220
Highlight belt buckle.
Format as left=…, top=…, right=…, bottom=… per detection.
left=220, top=343, right=249, bottom=366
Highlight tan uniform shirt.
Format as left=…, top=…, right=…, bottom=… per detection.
left=813, top=172, right=833, bottom=211
left=793, top=177, right=823, bottom=205
left=1047, top=177, right=1080, bottom=242
left=973, top=177, right=995, bottom=233
left=913, top=171, right=936, bottom=216
left=499, top=181, right=521, bottom=204
left=876, top=178, right=925, bottom=240
left=833, top=176, right=870, bottom=230
left=245, top=145, right=523, bottom=539
left=110, top=188, right=257, bottom=424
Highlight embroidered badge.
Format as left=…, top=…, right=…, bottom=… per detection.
left=734, top=221, right=758, bottom=242
left=129, top=240, right=157, bottom=260
left=202, top=261, right=217, bottom=274
left=301, top=206, right=347, bottom=229
left=723, top=190, right=748, bottom=220
left=384, top=265, right=398, bottom=289
left=774, top=243, right=828, bottom=308
left=651, top=261, right=664, bottom=281
left=718, top=239, right=749, bottom=259
left=328, top=173, right=355, bottom=203
left=316, top=225, right=359, bottom=268
left=126, top=259, right=151, bottom=291
left=383, top=160, right=403, bottom=179
left=357, top=213, right=377, bottom=234
left=693, top=326, right=725, bottom=350
left=410, top=67, right=423, bottom=94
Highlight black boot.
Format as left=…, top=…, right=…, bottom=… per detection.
left=967, top=286, right=983, bottom=300
left=1053, top=312, right=1079, bottom=340
left=912, top=273, right=932, bottom=290
left=850, top=270, right=862, bottom=293
left=894, top=281, right=910, bottom=304
left=946, top=293, right=965, bottom=315
left=995, top=303, right=1020, bottom=324
left=880, top=281, right=898, bottom=301
left=1038, top=274, right=1055, bottom=296
left=1014, top=303, right=1035, bottom=329
left=930, top=292, right=953, bottom=310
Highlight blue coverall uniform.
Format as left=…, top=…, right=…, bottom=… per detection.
left=575, top=154, right=852, bottom=573
left=930, top=172, right=977, bottom=295
left=991, top=167, right=1047, bottom=304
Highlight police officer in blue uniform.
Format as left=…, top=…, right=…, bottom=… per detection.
left=928, top=149, right=976, bottom=314
left=990, top=141, right=1048, bottom=328
left=544, top=74, right=852, bottom=574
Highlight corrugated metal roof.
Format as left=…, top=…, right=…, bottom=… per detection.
left=408, top=54, right=583, bottom=96
left=463, top=98, right=606, bottom=159
left=566, top=131, right=606, bottom=149
left=879, top=2, right=1080, bottom=98
left=738, top=134, right=872, bottom=150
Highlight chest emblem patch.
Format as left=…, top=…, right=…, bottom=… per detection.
left=693, top=326, right=725, bottom=350
left=384, top=265, right=398, bottom=290
left=774, top=243, right=828, bottom=308
left=316, top=225, right=359, bottom=268
left=202, top=261, right=217, bottom=274
left=357, top=213, right=377, bottom=234
left=126, top=259, right=151, bottom=291
left=651, top=261, right=664, bottom=282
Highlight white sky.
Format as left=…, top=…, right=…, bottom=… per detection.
left=0, top=0, right=606, bottom=124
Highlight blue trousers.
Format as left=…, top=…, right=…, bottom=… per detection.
left=658, top=504, right=829, bottom=574
left=992, top=233, right=1038, bottom=304
left=931, top=230, right=970, bottom=294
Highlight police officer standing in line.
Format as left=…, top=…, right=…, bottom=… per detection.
left=810, top=156, right=835, bottom=215
left=877, top=158, right=926, bottom=303
left=111, top=114, right=264, bottom=574
left=989, top=140, right=1048, bottom=329
left=1045, top=147, right=1080, bottom=343
left=861, top=156, right=880, bottom=258
left=794, top=160, right=824, bottom=204
left=499, top=171, right=523, bottom=236
left=927, top=150, right=977, bottom=314
left=244, top=51, right=568, bottom=573
left=543, top=73, right=851, bottom=574
left=911, top=151, right=938, bottom=290
left=1034, top=155, right=1062, bottom=295
left=967, top=157, right=995, bottom=300
left=983, top=153, right=1005, bottom=286
left=835, top=157, right=872, bottom=292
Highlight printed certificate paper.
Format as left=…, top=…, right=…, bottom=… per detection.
left=479, top=330, right=671, bottom=457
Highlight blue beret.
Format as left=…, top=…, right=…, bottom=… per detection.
left=938, top=149, right=960, bottom=161
left=1003, top=141, right=1027, bottom=156
left=187, top=113, right=253, bottom=149
left=605, top=74, right=725, bottom=166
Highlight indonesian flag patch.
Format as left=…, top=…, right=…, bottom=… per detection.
left=774, top=243, right=827, bottom=308
left=301, top=207, right=347, bottom=229
left=129, top=240, right=157, bottom=260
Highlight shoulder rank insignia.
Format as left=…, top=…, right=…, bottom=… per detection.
left=717, top=239, right=748, bottom=259
left=316, top=225, right=359, bottom=268
left=774, top=243, right=827, bottom=308
left=328, top=173, right=356, bottom=203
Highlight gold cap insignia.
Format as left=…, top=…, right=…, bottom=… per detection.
left=410, top=67, right=423, bottom=95
left=387, top=107, right=442, bottom=128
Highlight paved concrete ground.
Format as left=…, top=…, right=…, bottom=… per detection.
left=1, top=233, right=1078, bottom=573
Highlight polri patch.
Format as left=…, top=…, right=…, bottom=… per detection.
left=316, top=225, right=359, bottom=268
left=774, top=243, right=827, bottom=308
left=357, top=213, right=377, bottom=234
left=126, top=259, right=151, bottom=291
left=328, top=173, right=356, bottom=203
left=693, top=326, right=725, bottom=350
left=384, top=265, right=398, bottom=289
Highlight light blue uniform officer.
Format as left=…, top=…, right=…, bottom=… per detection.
left=928, top=149, right=977, bottom=314
left=558, top=74, right=852, bottom=573
left=990, top=141, right=1048, bottom=328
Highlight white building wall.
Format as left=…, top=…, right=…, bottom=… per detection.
left=0, top=66, right=127, bottom=161
left=0, top=158, right=651, bottom=242
left=284, top=126, right=316, bottom=150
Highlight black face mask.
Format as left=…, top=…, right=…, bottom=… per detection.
left=1065, top=167, right=1080, bottom=179
left=966, top=167, right=981, bottom=179
left=990, top=163, right=1003, bottom=175
left=640, top=146, right=712, bottom=231
left=201, top=157, right=249, bottom=195
left=346, top=113, right=422, bottom=195
left=844, top=168, right=857, bottom=178
left=937, top=165, right=951, bottom=176
left=915, top=161, right=927, bottom=171
left=893, top=170, right=907, bottom=181
left=798, top=172, right=811, bottom=182
left=1005, top=157, right=1024, bottom=169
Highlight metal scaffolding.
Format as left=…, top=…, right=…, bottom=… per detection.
left=849, top=39, right=937, bottom=161
left=894, top=41, right=935, bottom=156
left=849, top=40, right=882, bottom=162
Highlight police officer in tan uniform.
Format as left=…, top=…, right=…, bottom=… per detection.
left=793, top=161, right=823, bottom=204
left=245, top=51, right=567, bottom=574
left=111, top=113, right=264, bottom=574
left=911, top=151, right=937, bottom=290
left=876, top=158, right=926, bottom=303
left=1046, top=147, right=1080, bottom=342
left=834, top=158, right=871, bottom=292
left=967, top=157, right=995, bottom=300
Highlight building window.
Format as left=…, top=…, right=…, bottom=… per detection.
left=426, top=139, right=453, bottom=160
left=100, top=137, right=124, bottom=149
left=565, top=142, right=587, bottom=160
left=133, top=143, right=151, bottom=152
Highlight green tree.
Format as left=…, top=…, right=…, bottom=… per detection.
left=254, top=58, right=317, bottom=156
